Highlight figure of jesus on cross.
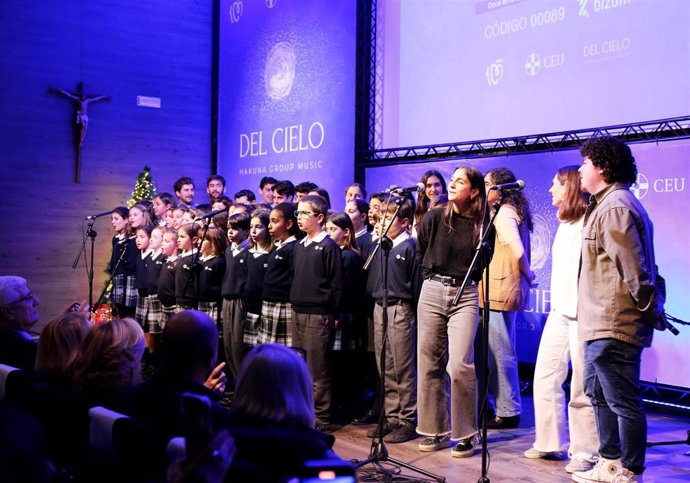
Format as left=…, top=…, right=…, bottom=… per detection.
left=49, top=81, right=110, bottom=182
left=50, top=82, right=110, bottom=148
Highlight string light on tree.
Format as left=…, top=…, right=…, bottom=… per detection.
left=127, top=166, right=157, bottom=207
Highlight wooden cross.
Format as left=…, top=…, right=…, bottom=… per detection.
left=49, top=82, right=110, bottom=183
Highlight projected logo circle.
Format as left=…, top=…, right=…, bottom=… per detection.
left=631, top=173, right=649, bottom=200
left=530, top=213, right=552, bottom=271
left=265, top=42, right=296, bottom=100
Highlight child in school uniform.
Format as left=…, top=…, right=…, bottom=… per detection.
left=157, top=229, right=179, bottom=325
left=258, top=203, right=301, bottom=346
left=220, top=212, right=251, bottom=380
left=144, top=226, right=165, bottom=357
left=346, top=199, right=373, bottom=259
left=198, top=226, right=228, bottom=331
left=110, top=207, right=138, bottom=318
left=134, top=225, right=154, bottom=328
left=366, top=195, right=421, bottom=444
left=175, top=223, right=200, bottom=311
left=290, top=195, right=343, bottom=431
left=325, top=211, right=367, bottom=421
left=243, top=209, right=273, bottom=348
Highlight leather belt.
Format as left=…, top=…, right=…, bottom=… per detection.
left=430, top=274, right=462, bottom=287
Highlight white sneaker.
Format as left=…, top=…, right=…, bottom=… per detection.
left=566, top=457, right=596, bottom=473
left=572, top=457, right=622, bottom=483
left=612, top=469, right=643, bottom=483
left=524, top=447, right=567, bottom=460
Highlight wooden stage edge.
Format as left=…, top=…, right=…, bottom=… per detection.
left=331, top=409, right=690, bottom=482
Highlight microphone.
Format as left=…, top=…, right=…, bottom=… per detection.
left=196, top=208, right=228, bottom=220
left=85, top=211, right=112, bottom=220
left=390, top=182, right=425, bottom=195
left=489, top=180, right=525, bottom=191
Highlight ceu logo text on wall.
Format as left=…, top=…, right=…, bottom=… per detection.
left=217, top=0, right=356, bottom=209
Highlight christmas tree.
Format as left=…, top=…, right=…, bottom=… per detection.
left=127, top=166, right=157, bottom=207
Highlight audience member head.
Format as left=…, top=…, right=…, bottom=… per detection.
left=160, top=310, right=218, bottom=383
left=207, top=175, right=226, bottom=202
left=259, top=176, right=278, bottom=205
left=233, top=344, right=314, bottom=428
left=35, top=312, right=91, bottom=380
left=174, top=177, right=195, bottom=206
left=0, top=276, right=40, bottom=332
left=75, top=318, right=145, bottom=391
left=345, top=182, right=367, bottom=203
left=551, top=165, right=590, bottom=223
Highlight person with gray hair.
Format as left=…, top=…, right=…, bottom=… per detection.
left=0, top=275, right=40, bottom=369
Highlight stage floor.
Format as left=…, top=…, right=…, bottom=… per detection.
left=331, top=397, right=690, bottom=482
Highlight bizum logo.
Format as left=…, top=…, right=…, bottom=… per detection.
left=578, top=0, right=589, bottom=17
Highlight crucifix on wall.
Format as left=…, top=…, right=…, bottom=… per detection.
left=49, top=82, right=111, bottom=183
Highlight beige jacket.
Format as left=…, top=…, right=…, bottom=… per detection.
left=479, top=204, right=531, bottom=311
left=578, top=183, right=663, bottom=347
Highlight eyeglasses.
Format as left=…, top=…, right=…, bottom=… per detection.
left=295, top=211, right=320, bottom=218
left=8, top=293, right=36, bottom=305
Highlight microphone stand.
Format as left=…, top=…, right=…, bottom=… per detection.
left=95, top=238, right=129, bottom=317
left=452, top=194, right=502, bottom=483
left=72, top=219, right=98, bottom=308
left=359, top=195, right=445, bottom=483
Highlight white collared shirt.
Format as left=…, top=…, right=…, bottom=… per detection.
left=275, top=235, right=296, bottom=250
left=231, top=238, right=250, bottom=257
left=391, top=231, right=410, bottom=248
left=300, top=231, right=327, bottom=248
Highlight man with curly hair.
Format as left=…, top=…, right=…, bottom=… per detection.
left=573, top=137, right=664, bottom=483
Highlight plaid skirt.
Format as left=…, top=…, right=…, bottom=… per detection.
left=112, top=274, right=137, bottom=307
left=243, top=312, right=261, bottom=346
left=198, top=301, right=222, bottom=331
left=332, top=312, right=363, bottom=351
left=144, top=294, right=164, bottom=334
left=161, top=304, right=176, bottom=328
left=135, top=293, right=148, bottom=327
left=258, top=301, right=293, bottom=346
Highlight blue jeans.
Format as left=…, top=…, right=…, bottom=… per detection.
left=476, top=310, right=522, bottom=417
left=583, top=338, right=646, bottom=474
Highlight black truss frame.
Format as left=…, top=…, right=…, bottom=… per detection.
left=358, top=116, right=690, bottom=168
